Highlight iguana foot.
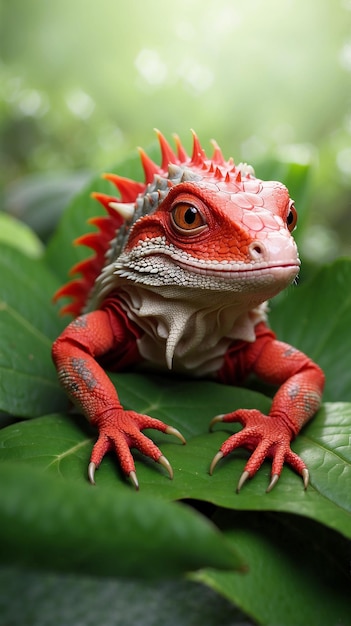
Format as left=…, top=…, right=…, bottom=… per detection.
left=88, top=409, right=185, bottom=487
left=209, top=409, right=309, bottom=492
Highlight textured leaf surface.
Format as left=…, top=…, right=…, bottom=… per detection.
left=0, top=245, right=66, bottom=417
left=0, top=463, right=243, bottom=578
left=0, top=385, right=350, bottom=540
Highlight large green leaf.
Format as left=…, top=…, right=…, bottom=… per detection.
left=0, top=463, right=243, bottom=578
left=193, top=511, right=351, bottom=626
left=0, top=390, right=350, bottom=539
left=270, top=258, right=351, bottom=402
left=0, top=245, right=66, bottom=417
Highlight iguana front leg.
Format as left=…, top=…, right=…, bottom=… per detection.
left=52, top=309, right=185, bottom=487
left=211, top=327, right=325, bottom=492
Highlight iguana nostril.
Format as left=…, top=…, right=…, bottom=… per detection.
left=249, top=241, right=266, bottom=260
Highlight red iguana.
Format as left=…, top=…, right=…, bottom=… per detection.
left=52, top=130, right=325, bottom=492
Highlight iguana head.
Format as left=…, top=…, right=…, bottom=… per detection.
left=55, top=131, right=299, bottom=315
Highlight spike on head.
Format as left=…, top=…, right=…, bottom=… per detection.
left=236, top=170, right=242, bottom=183
left=91, top=191, right=116, bottom=211
left=70, top=257, right=100, bottom=283
left=214, top=166, right=223, bottom=180
left=74, top=232, right=106, bottom=255
left=168, top=163, right=183, bottom=180
left=138, top=147, right=160, bottom=184
left=190, top=129, right=207, bottom=167
left=103, top=173, right=145, bottom=202
left=211, top=139, right=225, bottom=166
left=225, top=171, right=231, bottom=183
left=173, top=134, right=188, bottom=163
left=154, top=128, right=178, bottom=170
left=108, top=201, right=135, bottom=222
left=91, top=192, right=124, bottom=224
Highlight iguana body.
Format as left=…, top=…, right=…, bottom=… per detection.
left=52, top=131, right=325, bottom=491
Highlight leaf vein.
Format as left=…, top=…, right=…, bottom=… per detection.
left=45, top=438, right=91, bottom=472
left=0, top=300, right=53, bottom=347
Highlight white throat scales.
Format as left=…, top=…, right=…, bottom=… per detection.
left=116, top=284, right=268, bottom=376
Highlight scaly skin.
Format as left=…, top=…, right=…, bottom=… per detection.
left=52, top=131, right=325, bottom=491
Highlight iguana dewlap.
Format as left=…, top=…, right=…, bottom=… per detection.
left=52, top=130, right=325, bottom=492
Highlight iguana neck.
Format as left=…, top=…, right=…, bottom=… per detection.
left=116, top=283, right=268, bottom=373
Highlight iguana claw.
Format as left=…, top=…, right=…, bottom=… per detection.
left=266, top=473, right=279, bottom=493
left=88, top=461, right=96, bottom=485
left=158, top=454, right=174, bottom=479
left=209, top=451, right=224, bottom=475
left=236, top=470, right=250, bottom=493
left=165, top=426, right=186, bottom=445
left=209, top=414, right=225, bottom=431
left=129, top=470, right=139, bottom=490
left=88, top=440, right=176, bottom=488
left=302, top=468, right=309, bottom=489
left=128, top=455, right=174, bottom=489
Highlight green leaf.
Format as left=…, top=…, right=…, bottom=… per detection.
left=270, top=258, right=351, bottom=401
left=1, top=384, right=350, bottom=540
left=0, top=212, right=44, bottom=258
left=0, top=244, right=66, bottom=417
left=193, top=511, right=351, bottom=626
left=0, top=463, right=243, bottom=578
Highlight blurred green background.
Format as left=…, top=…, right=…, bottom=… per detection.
left=1, top=0, right=351, bottom=261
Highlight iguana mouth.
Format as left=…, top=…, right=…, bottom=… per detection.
left=151, top=250, right=300, bottom=284
left=174, top=258, right=300, bottom=277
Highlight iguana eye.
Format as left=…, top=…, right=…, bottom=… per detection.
left=287, top=202, right=297, bottom=232
left=171, top=202, right=207, bottom=234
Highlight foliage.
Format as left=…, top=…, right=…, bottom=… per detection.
left=0, top=149, right=350, bottom=626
